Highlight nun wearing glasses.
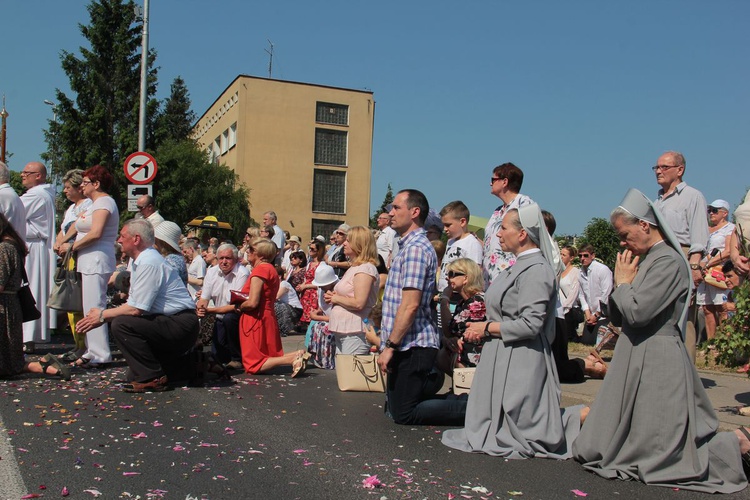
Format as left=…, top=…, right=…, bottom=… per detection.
left=572, top=189, right=748, bottom=494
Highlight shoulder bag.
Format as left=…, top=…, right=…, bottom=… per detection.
left=18, top=265, right=41, bottom=323
left=48, top=246, right=83, bottom=312
left=335, top=353, right=386, bottom=392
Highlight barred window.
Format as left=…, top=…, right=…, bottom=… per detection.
left=311, top=219, right=343, bottom=242
left=316, top=102, right=349, bottom=125
left=312, top=169, right=346, bottom=214
left=314, top=128, right=347, bottom=166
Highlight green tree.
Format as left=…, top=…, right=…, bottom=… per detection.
left=576, top=217, right=620, bottom=270
left=153, top=139, right=253, bottom=242
left=43, top=0, right=159, bottom=207
left=369, top=183, right=394, bottom=228
left=155, top=76, right=196, bottom=144
left=8, top=171, right=24, bottom=195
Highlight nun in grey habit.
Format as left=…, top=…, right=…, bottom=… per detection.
left=442, top=203, right=582, bottom=459
left=572, top=189, right=747, bottom=494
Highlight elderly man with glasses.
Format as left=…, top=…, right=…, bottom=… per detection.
left=652, top=151, right=709, bottom=362
left=375, top=213, right=396, bottom=269
left=19, top=162, right=57, bottom=351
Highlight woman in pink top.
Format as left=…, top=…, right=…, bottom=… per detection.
left=325, top=226, right=380, bottom=355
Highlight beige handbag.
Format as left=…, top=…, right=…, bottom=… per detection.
left=335, top=353, right=386, bottom=392
left=452, top=367, right=476, bottom=395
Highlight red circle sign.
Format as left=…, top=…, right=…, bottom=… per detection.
left=123, top=152, right=158, bottom=185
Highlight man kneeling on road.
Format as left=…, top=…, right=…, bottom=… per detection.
left=77, top=219, right=198, bottom=392
left=196, top=243, right=249, bottom=371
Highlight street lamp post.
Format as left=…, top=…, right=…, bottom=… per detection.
left=44, top=99, right=58, bottom=178
left=0, top=95, right=8, bottom=163
left=136, top=0, right=149, bottom=152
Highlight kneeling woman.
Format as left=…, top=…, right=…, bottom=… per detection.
left=573, top=189, right=748, bottom=494
left=442, top=204, right=581, bottom=459
left=238, top=238, right=308, bottom=377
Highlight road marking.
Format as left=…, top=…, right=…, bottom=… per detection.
left=0, top=413, right=27, bottom=500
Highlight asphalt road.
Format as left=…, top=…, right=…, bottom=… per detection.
left=0, top=337, right=748, bottom=500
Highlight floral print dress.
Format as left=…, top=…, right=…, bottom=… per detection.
left=448, top=293, right=487, bottom=367
left=299, top=261, right=320, bottom=323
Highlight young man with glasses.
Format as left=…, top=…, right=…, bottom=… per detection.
left=482, top=163, right=534, bottom=288
left=652, top=151, right=709, bottom=362
left=576, top=245, right=613, bottom=345
left=19, top=162, right=57, bottom=351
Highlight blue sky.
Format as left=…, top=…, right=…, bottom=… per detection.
left=1, top=1, right=748, bottom=235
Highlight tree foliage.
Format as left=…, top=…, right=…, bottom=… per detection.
left=155, top=76, right=196, bottom=145
left=576, top=217, right=620, bottom=270
left=711, top=280, right=750, bottom=367
left=370, top=183, right=394, bottom=228
left=43, top=0, right=159, bottom=207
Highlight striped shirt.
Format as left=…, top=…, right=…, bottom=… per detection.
left=381, top=228, right=439, bottom=351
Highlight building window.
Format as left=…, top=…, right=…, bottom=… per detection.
left=312, top=169, right=346, bottom=214
left=311, top=218, right=343, bottom=242
left=314, top=128, right=347, bottom=166
left=228, top=122, right=237, bottom=149
left=316, top=102, right=348, bottom=126
left=221, top=129, right=229, bottom=154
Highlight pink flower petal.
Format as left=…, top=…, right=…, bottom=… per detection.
left=62, top=486, right=70, bottom=496
left=123, top=472, right=141, bottom=476
left=571, top=490, right=588, bottom=497
left=131, top=432, right=147, bottom=439
left=362, top=474, right=382, bottom=489
left=293, top=449, right=307, bottom=454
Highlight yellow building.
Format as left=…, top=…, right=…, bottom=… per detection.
left=192, top=75, right=375, bottom=241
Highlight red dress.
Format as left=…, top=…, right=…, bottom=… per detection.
left=239, top=262, right=282, bottom=373
left=299, top=261, right=320, bottom=323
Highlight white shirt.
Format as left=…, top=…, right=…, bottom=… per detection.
left=376, top=226, right=397, bottom=267
left=0, top=183, right=26, bottom=241
left=128, top=248, right=196, bottom=314
left=577, top=260, right=613, bottom=315
left=278, top=280, right=303, bottom=309
left=146, top=211, right=165, bottom=228
left=438, top=234, right=483, bottom=291
left=201, top=261, right=250, bottom=317
left=187, top=255, right=207, bottom=299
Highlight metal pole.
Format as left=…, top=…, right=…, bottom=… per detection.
left=138, top=0, right=149, bottom=152
left=0, top=96, right=8, bottom=163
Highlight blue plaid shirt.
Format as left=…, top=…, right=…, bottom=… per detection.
left=381, top=228, right=439, bottom=351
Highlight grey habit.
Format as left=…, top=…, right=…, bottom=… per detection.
left=572, top=189, right=747, bottom=494
left=442, top=204, right=581, bottom=459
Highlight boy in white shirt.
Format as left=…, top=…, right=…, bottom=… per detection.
left=437, top=201, right=483, bottom=293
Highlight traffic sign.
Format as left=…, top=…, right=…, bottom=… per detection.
left=127, top=184, right=153, bottom=199
left=127, top=199, right=140, bottom=212
left=123, top=151, right=158, bottom=185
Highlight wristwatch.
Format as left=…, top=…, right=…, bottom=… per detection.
left=98, top=309, right=106, bottom=324
left=690, top=264, right=701, bottom=271
left=483, top=322, right=492, bottom=339
left=385, top=339, right=400, bottom=350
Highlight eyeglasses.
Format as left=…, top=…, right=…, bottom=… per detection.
left=80, top=180, right=92, bottom=186
left=20, top=170, right=41, bottom=176
left=707, top=207, right=721, bottom=214
left=136, top=205, right=147, bottom=210
left=447, top=271, right=466, bottom=279
left=651, top=164, right=680, bottom=172
left=335, top=231, right=346, bottom=236
left=491, top=177, right=502, bottom=184
left=579, top=253, right=591, bottom=258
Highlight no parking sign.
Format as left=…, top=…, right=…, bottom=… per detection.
left=123, top=151, right=158, bottom=185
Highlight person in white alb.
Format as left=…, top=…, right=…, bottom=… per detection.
left=0, top=161, right=26, bottom=241
left=20, top=162, right=57, bottom=350
left=577, top=244, right=613, bottom=345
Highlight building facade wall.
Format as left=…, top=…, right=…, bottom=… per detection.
left=193, top=75, right=374, bottom=241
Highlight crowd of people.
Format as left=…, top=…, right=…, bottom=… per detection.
left=0, top=154, right=750, bottom=493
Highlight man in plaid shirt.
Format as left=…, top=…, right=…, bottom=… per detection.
left=378, top=189, right=465, bottom=425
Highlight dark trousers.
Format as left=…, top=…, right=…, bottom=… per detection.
left=552, top=317, right=585, bottom=383
left=386, top=347, right=466, bottom=426
left=111, top=309, right=198, bottom=382
left=212, top=312, right=241, bottom=363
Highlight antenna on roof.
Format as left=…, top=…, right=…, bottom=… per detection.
left=265, top=40, right=274, bottom=78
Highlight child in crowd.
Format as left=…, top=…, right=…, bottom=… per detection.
left=306, top=263, right=339, bottom=369
left=364, top=302, right=383, bottom=350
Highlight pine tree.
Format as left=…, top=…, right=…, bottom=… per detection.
left=43, top=0, right=159, bottom=207
left=155, top=76, right=196, bottom=144
left=369, top=183, right=394, bottom=228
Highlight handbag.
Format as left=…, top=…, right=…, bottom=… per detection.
left=229, top=290, right=249, bottom=304
left=452, top=367, right=475, bottom=395
left=18, top=266, right=41, bottom=323
left=703, top=265, right=728, bottom=290
left=568, top=306, right=585, bottom=325
left=335, top=353, right=385, bottom=392
left=48, top=246, right=83, bottom=312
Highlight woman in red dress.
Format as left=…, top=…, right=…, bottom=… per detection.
left=297, top=240, right=325, bottom=325
left=238, top=238, right=308, bottom=377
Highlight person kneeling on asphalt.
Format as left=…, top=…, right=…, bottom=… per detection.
left=76, top=219, right=198, bottom=393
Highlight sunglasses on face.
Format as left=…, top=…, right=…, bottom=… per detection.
left=447, top=271, right=466, bottom=279
left=707, top=207, right=721, bottom=214
left=580, top=253, right=591, bottom=258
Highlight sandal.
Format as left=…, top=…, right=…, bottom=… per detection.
left=39, top=354, right=72, bottom=381
left=291, top=351, right=309, bottom=378
left=73, top=357, right=103, bottom=369
left=59, top=350, right=83, bottom=364
left=737, top=427, right=750, bottom=477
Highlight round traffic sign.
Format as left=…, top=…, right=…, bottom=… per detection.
left=123, top=152, right=158, bottom=185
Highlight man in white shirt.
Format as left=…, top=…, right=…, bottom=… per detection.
left=375, top=213, right=396, bottom=269
left=0, top=161, right=26, bottom=241
left=263, top=211, right=285, bottom=264
left=20, top=162, right=57, bottom=349
left=196, top=244, right=249, bottom=370
left=136, top=195, right=165, bottom=228
left=182, top=239, right=206, bottom=299
left=577, top=244, right=613, bottom=345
